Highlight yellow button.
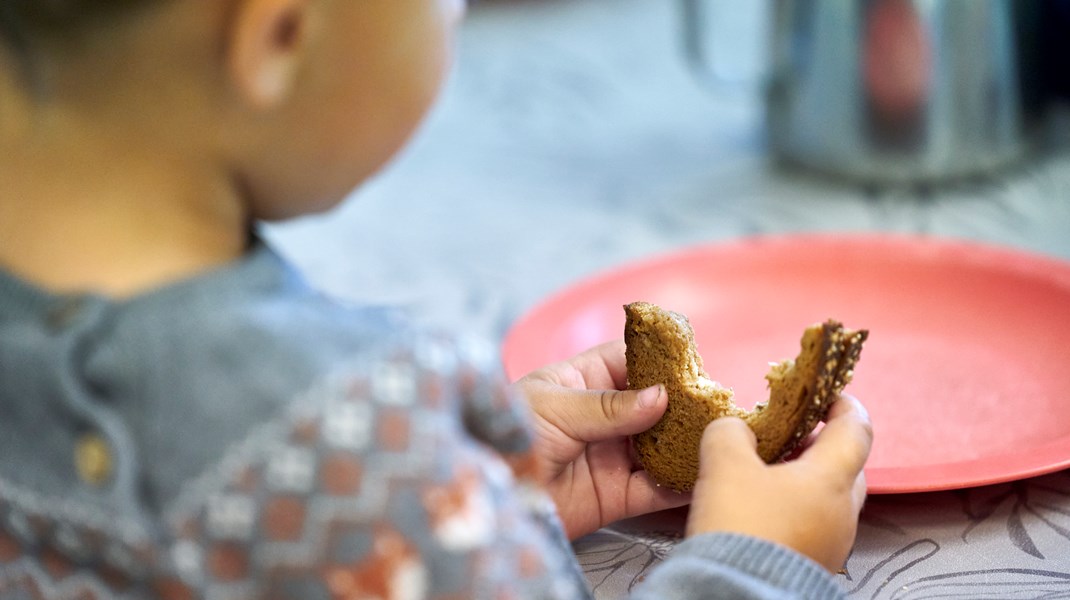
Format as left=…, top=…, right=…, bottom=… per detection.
left=75, top=433, right=113, bottom=486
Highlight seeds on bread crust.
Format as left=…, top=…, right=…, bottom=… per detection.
left=625, top=301, right=868, bottom=492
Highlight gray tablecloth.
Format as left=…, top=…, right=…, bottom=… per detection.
left=266, top=0, right=1070, bottom=597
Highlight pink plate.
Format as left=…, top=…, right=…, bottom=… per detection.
left=502, top=234, right=1070, bottom=494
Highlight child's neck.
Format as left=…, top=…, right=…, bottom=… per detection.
left=0, top=109, right=250, bottom=298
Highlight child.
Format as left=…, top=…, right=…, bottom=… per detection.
left=0, top=0, right=872, bottom=598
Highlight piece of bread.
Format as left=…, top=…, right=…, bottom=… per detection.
left=625, top=301, right=867, bottom=492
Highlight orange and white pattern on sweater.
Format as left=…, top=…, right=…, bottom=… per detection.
left=0, top=338, right=581, bottom=600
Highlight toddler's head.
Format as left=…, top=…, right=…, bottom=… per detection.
left=0, top=0, right=465, bottom=219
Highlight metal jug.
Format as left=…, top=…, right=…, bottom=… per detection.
left=683, top=0, right=1045, bottom=185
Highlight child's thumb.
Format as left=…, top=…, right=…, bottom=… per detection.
left=697, top=417, right=762, bottom=478
left=543, top=384, right=668, bottom=443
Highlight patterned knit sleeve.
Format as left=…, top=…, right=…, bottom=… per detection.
left=154, top=334, right=592, bottom=600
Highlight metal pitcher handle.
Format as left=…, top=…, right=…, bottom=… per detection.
left=679, top=0, right=769, bottom=88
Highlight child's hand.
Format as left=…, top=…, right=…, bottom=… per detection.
left=685, top=394, right=872, bottom=572
left=513, top=340, right=690, bottom=540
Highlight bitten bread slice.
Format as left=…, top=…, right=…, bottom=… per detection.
left=625, top=301, right=868, bottom=492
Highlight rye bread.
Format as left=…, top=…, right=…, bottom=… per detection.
left=625, top=301, right=867, bottom=492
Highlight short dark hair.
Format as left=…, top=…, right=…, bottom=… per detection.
left=0, top=0, right=162, bottom=87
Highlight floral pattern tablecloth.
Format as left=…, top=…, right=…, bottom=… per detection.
left=575, top=472, right=1070, bottom=598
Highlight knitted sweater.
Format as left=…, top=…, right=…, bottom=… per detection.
left=0, top=241, right=844, bottom=599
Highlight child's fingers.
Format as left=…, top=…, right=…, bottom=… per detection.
left=853, top=470, right=868, bottom=509
left=530, top=383, right=669, bottom=443
left=625, top=470, right=693, bottom=515
left=799, top=394, right=873, bottom=481
left=561, top=339, right=628, bottom=391
left=698, top=417, right=763, bottom=477
left=581, top=339, right=629, bottom=390
left=824, top=392, right=869, bottom=424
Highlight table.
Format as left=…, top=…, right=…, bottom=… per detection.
left=264, top=0, right=1070, bottom=597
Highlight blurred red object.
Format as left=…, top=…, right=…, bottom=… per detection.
left=863, top=0, right=931, bottom=121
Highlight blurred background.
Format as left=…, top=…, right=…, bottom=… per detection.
left=263, top=0, right=1070, bottom=342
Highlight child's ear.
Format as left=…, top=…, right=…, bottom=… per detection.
left=226, top=0, right=313, bottom=109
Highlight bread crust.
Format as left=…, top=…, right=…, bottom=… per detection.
left=625, top=301, right=868, bottom=492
